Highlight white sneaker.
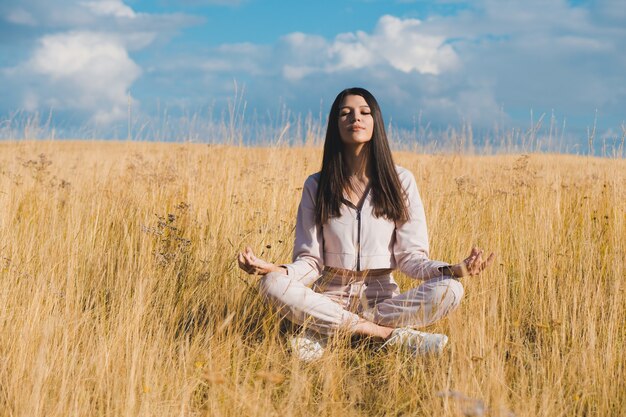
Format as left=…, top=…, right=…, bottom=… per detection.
left=289, top=329, right=328, bottom=362
left=382, top=328, right=448, bottom=355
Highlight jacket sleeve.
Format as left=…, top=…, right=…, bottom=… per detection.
left=394, top=169, right=450, bottom=280
left=281, top=175, right=323, bottom=285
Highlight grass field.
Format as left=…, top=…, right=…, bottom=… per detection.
left=0, top=140, right=624, bottom=416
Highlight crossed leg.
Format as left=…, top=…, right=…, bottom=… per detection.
left=259, top=272, right=464, bottom=340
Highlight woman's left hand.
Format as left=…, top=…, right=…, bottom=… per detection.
left=237, top=246, right=285, bottom=276
left=449, top=247, right=496, bottom=277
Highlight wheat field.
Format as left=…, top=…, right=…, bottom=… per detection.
left=0, top=140, right=624, bottom=416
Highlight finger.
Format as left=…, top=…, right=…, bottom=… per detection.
left=483, top=252, right=496, bottom=269
left=473, top=250, right=485, bottom=272
left=469, top=255, right=484, bottom=275
left=243, top=252, right=256, bottom=267
left=467, top=247, right=482, bottom=262
left=474, top=250, right=484, bottom=265
left=477, top=252, right=493, bottom=271
left=241, top=250, right=250, bottom=262
left=246, top=247, right=260, bottom=263
left=474, top=253, right=495, bottom=274
left=249, top=254, right=264, bottom=268
left=238, top=253, right=247, bottom=268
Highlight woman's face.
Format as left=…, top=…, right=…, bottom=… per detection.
left=337, top=94, right=374, bottom=147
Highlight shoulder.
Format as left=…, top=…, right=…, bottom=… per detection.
left=304, top=172, right=321, bottom=187
left=394, top=166, right=423, bottom=206
left=308, top=171, right=321, bottom=182
left=302, top=172, right=321, bottom=195
left=394, top=165, right=417, bottom=186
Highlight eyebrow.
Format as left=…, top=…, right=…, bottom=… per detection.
left=339, top=105, right=371, bottom=110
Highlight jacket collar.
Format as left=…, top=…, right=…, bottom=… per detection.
left=341, top=182, right=372, bottom=210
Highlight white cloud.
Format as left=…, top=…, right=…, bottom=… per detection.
left=3, top=0, right=104, bottom=28
left=0, top=0, right=200, bottom=125
left=282, top=65, right=317, bottom=81
left=26, top=31, right=141, bottom=124
left=364, top=15, right=458, bottom=74
left=1, top=0, right=200, bottom=33
left=280, top=15, right=459, bottom=79
left=328, top=32, right=376, bottom=71
left=80, top=0, right=136, bottom=18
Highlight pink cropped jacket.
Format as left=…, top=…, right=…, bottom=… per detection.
left=282, top=166, right=450, bottom=284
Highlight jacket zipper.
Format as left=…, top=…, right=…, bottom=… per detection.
left=356, top=208, right=361, bottom=271
left=345, top=184, right=369, bottom=272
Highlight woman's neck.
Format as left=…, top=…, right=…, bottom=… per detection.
left=343, top=144, right=370, bottom=180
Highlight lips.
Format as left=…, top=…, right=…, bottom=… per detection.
left=350, top=125, right=365, bottom=131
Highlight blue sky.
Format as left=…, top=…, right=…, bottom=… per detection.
left=1, top=0, right=625, bottom=142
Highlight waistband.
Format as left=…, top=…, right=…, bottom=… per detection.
left=322, top=266, right=394, bottom=279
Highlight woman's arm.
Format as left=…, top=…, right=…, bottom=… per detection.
left=393, top=169, right=450, bottom=280
left=279, top=175, right=324, bottom=284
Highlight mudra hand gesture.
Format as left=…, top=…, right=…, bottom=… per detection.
left=448, top=247, right=496, bottom=277
left=238, top=246, right=284, bottom=276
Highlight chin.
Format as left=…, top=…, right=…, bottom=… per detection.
left=343, top=135, right=372, bottom=144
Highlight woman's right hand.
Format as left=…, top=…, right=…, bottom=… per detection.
left=449, top=247, right=495, bottom=277
left=237, top=246, right=286, bottom=276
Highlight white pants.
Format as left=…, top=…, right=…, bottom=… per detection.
left=259, top=270, right=464, bottom=335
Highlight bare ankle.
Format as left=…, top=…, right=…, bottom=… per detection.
left=353, top=320, right=394, bottom=340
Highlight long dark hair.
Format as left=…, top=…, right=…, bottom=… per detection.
left=315, top=87, right=409, bottom=226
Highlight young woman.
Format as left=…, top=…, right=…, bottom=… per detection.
left=238, top=87, right=494, bottom=361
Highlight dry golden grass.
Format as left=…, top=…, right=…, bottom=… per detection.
left=0, top=140, right=624, bottom=417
